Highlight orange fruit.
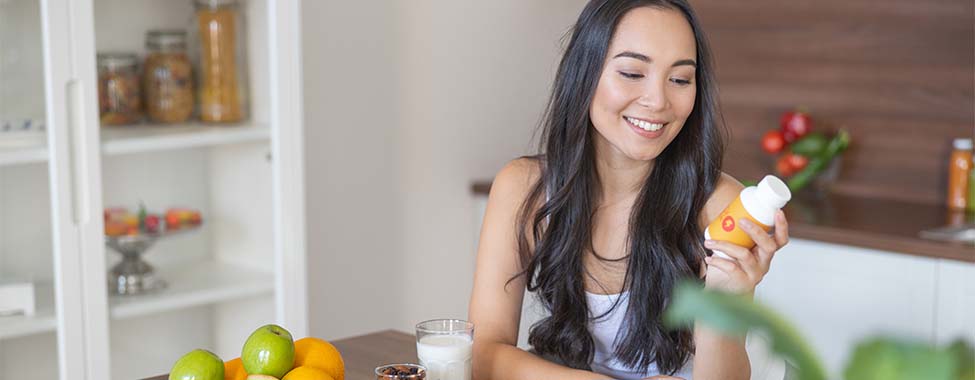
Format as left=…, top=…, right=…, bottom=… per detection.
left=293, top=337, right=345, bottom=380
left=282, top=366, right=335, bottom=380
left=224, top=357, right=247, bottom=380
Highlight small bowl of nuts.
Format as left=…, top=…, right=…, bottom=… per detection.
left=375, top=363, right=426, bottom=380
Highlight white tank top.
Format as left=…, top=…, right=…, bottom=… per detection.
left=586, top=291, right=694, bottom=380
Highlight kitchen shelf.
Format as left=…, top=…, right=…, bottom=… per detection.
left=109, top=260, right=274, bottom=320
left=0, top=261, right=273, bottom=339
left=0, top=123, right=270, bottom=167
left=101, top=123, right=270, bottom=155
left=0, top=283, right=56, bottom=340
left=0, top=145, right=48, bottom=167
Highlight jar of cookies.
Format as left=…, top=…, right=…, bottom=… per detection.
left=144, top=30, right=194, bottom=124
left=194, top=0, right=247, bottom=123
left=97, top=53, right=142, bottom=125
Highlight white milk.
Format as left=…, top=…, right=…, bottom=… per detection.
left=416, top=334, right=473, bottom=380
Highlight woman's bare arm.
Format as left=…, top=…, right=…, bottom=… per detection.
left=470, top=159, right=612, bottom=380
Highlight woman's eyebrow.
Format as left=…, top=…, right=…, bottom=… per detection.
left=612, top=51, right=697, bottom=68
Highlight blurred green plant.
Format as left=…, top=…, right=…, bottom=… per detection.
left=663, top=281, right=975, bottom=380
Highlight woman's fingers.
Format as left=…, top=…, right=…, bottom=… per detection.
left=773, top=210, right=790, bottom=247
left=704, top=256, right=748, bottom=280
left=738, top=218, right=778, bottom=267
left=704, top=239, right=758, bottom=277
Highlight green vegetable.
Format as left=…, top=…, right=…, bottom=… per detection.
left=787, top=130, right=850, bottom=192
left=138, top=202, right=148, bottom=230
left=790, top=132, right=829, bottom=156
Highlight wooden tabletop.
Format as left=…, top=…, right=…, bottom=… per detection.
left=471, top=181, right=975, bottom=263
left=332, top=330, right=417, bottom=380
left=142, top=330, right=416, bottom=380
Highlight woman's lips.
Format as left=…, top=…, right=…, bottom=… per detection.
left=625, top=116, right=667, bottom=139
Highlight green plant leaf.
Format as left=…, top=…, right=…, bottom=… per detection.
left=948, top=339, right=975, bottom=380
left=843, top=337, right=958, bottom=380
left=663, top=281, right=828, bottom=380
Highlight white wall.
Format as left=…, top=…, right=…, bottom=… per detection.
left=302, top=1, right=403, bottom=339
left=392, top=0, right=588, bottom=332
left=302, top=0, right=588, bottom=339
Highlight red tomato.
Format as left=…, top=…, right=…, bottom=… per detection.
left=761, top=130, right=787, bottom=154
left=145, top=215, right=161, bottom=233
left=785, top=153, right=809, bottom=171
left=776, top=155, right=797, bottom=177
left=780, top=110, right=812, bottom=142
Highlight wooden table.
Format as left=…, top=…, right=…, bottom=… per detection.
left=143, top=330, right=416, bottom=380
left=332, top=330, right=417, bottom=380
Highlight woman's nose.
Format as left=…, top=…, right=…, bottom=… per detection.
left=636, top=79, right=668, bottom=111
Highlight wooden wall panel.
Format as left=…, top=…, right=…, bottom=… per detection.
left=693, top=0, right=975, bottom=203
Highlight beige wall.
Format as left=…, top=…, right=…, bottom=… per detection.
left=303, top=0, right=588, bottom=339
left=302, top=1, right=404, bottom=339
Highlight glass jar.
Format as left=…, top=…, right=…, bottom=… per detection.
left=194, top=0, right=247, bottom=123
left=97, top=53, right=142, bottom=125
left=144, top=30, right=194, bottom=124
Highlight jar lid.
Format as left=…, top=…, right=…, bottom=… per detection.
left=146, top=29, right=187, bottom=50
left=97, top=53, right=138, bottom=70
left=756, top=175, right=792, bottom=210
left=195, top=0, right=238, bottom=7
left=954, top=138, right=973, bottom=150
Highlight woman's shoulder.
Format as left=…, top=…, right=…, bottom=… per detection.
left=490, top=156, right=543, bottom=202
left=701, top=172, right=745, bottom=224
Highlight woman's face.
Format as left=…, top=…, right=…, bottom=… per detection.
left=589, top=6, right=698, bottom=163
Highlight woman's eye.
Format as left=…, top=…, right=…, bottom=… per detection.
left=670, top=78, right=692, bottom=86
left=618, top=71, right=644, bottom=79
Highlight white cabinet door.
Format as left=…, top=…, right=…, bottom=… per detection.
left=756, top=239, right=938, bottom=375
left=268, top=0, right=309, bottom=336
left=39, top=0, right=109, bottom=378
left=935, top=259, right=975, bottom=346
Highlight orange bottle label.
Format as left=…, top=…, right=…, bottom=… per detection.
left=947, top=150, right=972, bottom=209
left=707, top=195, right=771, bottom=249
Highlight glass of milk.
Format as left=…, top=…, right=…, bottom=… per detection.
left=415, top=319, right=474, bottom=380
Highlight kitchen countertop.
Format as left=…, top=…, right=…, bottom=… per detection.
left=471, top=181, right=975, bottom=263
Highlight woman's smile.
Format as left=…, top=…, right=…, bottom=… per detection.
left=624, top=115, right=668, bottom=139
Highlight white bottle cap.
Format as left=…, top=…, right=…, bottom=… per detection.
left=953, top=138, right=973, bottom=150
left=756, top=175, right=792, bottom=210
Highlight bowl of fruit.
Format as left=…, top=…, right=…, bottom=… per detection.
left=104, top=204, right=203, bottom=295
left=759, top=108, right=851, bottom=197
left=167, top=324, right=346, bottom=380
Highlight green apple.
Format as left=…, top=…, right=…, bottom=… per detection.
left=169, top=349, right=224, bottom=380
left=241, top=324, right=295, bottom=378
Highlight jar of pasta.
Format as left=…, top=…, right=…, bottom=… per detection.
left=194, top=0, right=247, bottom=123
left=144, top=30, right=194, bottom=124
left=97, top=53, right=142, bottom=125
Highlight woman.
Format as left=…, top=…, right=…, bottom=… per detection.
left=468, top=1, right=790, bottom=379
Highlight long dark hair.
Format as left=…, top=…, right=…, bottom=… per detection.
left=513, top=0, right=725, bottom=375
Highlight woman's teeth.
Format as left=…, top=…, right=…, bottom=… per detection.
left=626, top=117, right=664, bottom=132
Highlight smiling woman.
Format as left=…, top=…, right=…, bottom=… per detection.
left=468, top=1, right=790, bottom=380
left=589, top=6, right=699, bottom=162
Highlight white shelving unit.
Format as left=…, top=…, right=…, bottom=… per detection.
left=0, top=124, right=271, bottom=166
left=1, top=261, right=273, bottom=340
left=0, top=0, right=307, bottom=379
left=0, top=284, right=56, bottom=340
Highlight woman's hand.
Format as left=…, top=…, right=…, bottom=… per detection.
left=703, top=210, right=790, bottom=294
left=643, top=376, right=686, bottom=380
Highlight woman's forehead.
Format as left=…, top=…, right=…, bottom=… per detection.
left=608, top=6, right=697, bottom=63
